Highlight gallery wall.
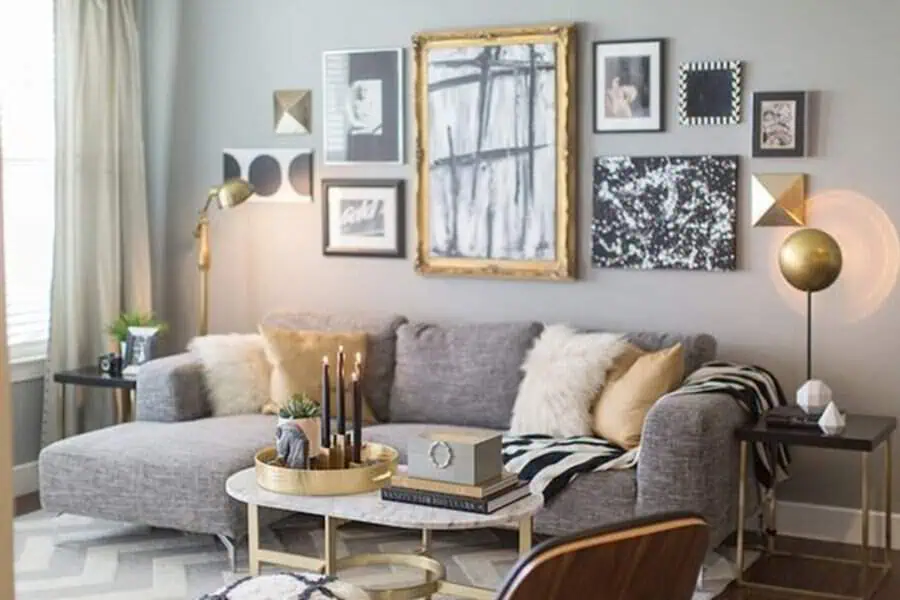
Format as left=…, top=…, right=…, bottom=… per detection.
left=141, top=0, right=900, bottom=510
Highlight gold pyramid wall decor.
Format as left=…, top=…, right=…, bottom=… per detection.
left=751, top=173, right=806, bottom=227
left=274, top=90, right=312, bottom=135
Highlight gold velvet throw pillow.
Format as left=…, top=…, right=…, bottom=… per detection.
left=591, top=343, right=685, bottom=449
left=258, top=325, right=377, bottom=423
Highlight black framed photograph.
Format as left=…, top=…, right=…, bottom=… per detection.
left=752, top=91, right=807, bottom=157
left=323, top=48, right=404, bottom=165
left=322, top=179, right=405, bottom=257
left=678, top=60, right=743, bottom=125
left=593, top=38, right=664, bottom=133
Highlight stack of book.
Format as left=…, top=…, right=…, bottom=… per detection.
left=764, top=406, right=821, bottom=430
left=381, top=470, right=530, bottom=514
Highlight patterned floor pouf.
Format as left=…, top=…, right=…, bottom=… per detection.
left=199, top=572, right=370, bottom=600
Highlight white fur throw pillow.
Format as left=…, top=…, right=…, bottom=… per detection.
left=510, top=324, right=630, bottom=437
left=187, top=334, right=272, bottom=416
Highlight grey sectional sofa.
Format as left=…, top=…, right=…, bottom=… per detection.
left=39, top=312, right=748, bottom=564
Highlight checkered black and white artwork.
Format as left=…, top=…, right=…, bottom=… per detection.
left=592, top=155, right=738, bottom=271
left=678, top=61, right=742, bottom=125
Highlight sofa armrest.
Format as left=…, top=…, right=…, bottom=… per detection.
left=636, top=392, right=749, bottom=547
left=136, top=353, right=210, bottom=422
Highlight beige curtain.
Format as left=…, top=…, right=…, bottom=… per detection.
left=0, top=116, right=16, bottom=599
left=41, top=0, right=152, bottom=445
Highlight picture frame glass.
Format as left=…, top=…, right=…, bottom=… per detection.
left=758, top=99, right=798, bottom=150
left=325, top=184, right=400, bottom=254
left=415, top=26, right=576, bottom=280
left=323, top=48, right=404, bottom=165
left=594, top=40, right=663, bottom=132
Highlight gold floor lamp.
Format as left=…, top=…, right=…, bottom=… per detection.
left=194, top=178, right=254, bottom=335
left=778, top=228, right=843, bottom=381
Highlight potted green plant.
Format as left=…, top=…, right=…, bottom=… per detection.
left=278, top=392, right=322, bottom=455
left=106, top=312, right=168, bottom=356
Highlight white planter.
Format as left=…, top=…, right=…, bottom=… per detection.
left=277, top=417, right=321, bottom=456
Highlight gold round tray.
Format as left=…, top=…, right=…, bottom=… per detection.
left=255, top=442, right=399, bottom=496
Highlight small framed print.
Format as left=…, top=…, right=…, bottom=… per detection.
left=322, top=179, right=405, bottom=258
left=323, top=48, right=404, bottom=165
left=678, top=60, right=743, bottom=125
left=752, top=91, right=807, bottom=157
left=593, top=38, right=665, bottom=133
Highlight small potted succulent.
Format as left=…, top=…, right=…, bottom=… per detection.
left=106, top=311, right=168, bottom=357
left=278, top=392, right=322, bottom=455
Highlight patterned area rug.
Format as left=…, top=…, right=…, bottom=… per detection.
left=15, top=510, right=741, bottom=599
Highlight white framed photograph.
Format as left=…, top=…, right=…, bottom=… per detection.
left=323, top=48, right=404, bottom=165
left=593, top=39, right=665, bottom=133
left=322, top=179, right=405, bottom=257
left=222, top=148, right=313, bottom=203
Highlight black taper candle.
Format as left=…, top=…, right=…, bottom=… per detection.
left=352, top=370, right=362, bottom=463
left=336, top=346, right=346, bottom=435
left=321, top=356, right=330, bottom=448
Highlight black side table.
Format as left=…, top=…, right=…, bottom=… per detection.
left=53, top=367, right=137, bottom=438
left=735, top=414, right=896, bottom=600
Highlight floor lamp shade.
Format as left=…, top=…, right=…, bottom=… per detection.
left=778, top=228, right=842, bottom=383
left=778, top=228, right=843, bottom=293
left=194, top=179, right=254, bottom=335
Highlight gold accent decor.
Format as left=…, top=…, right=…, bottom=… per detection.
left=334, top=553, right=445, bottom=600
left=413, top=24, right=577, bottom=280
left=193, top=178, right=253, bottom=335
left=751, top=173, right=806, bottom=226
left=778, top=228, right=843, bottom=292
left=254, top=442, right=398, bottom=496
left=274, top=90, right=312, bottom=135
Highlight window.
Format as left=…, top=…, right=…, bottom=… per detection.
left=0, top=0, right=55, bottom=367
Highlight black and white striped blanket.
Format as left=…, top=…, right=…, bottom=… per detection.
left=502, top=362, right=790, bottom=502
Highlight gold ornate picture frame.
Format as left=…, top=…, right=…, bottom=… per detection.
left=413, top=24, right=577, bottom=280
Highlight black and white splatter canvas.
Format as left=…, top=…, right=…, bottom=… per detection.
left=592, top=155, right=738, bottom=271
left=427, top=43, right=557, bottom=260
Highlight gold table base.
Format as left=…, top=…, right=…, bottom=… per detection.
left=736, top=438, right=893, bottom=600
left=247, top=505, right=533, bottom=600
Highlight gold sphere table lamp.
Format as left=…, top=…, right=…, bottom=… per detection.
left=778, top=228, right=843, bottom=382
left=194, top=179, right=253, bottom=335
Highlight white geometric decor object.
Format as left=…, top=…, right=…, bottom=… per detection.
left=796, top=379, right=832, bottom=415
left=818, top=401, right=846, bottom=436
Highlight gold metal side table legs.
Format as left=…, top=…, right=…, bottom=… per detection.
left=245, top=507, right=535, bottom=600
left=736, top=438, right=893, bottom=600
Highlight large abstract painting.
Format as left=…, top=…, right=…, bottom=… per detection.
left=413, top=25, right=577, bottom=280
left=592, top=155, right=738, bottom=271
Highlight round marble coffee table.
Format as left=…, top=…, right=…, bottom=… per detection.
left=226, top=467, right=542, bottom=600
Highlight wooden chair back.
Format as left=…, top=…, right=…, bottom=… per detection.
left=495, top=512, right=708, bottom=600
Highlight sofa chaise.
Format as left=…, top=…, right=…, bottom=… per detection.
left=39, top=312, right=748, bottom=568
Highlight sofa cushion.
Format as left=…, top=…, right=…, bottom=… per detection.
left=260, top=312, right=407, bottom=422
left=592, top=343, right=685, bottom=449
left=39, top=415, right=279, bottom=538
left=363, top=423, right=503, bottom=463
left=389, top=321, right=542, bottom=429
left=187, top=334, right=272, bottom=416
left=259, top=326, right=376, bottom=423
left=625, top=331, right=715, bottom=375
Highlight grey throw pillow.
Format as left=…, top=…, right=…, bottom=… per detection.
left=390, top=321, right=542, bottom=429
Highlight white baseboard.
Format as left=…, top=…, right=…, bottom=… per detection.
left=13, top=461, right=38, bottom=497
left=776, top=500, right=900, bottom=550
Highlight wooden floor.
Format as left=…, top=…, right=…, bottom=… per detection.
left=718, top=536, right=898, bottom=599
left=11, top=495, right=898, bottom=599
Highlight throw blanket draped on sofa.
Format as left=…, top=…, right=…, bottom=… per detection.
left=502, top=362, right=790, bottom=501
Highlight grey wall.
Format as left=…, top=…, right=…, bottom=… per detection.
left=142, top=0, right=900, bottom=509
left=12, top=380, right=43, bottom=466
